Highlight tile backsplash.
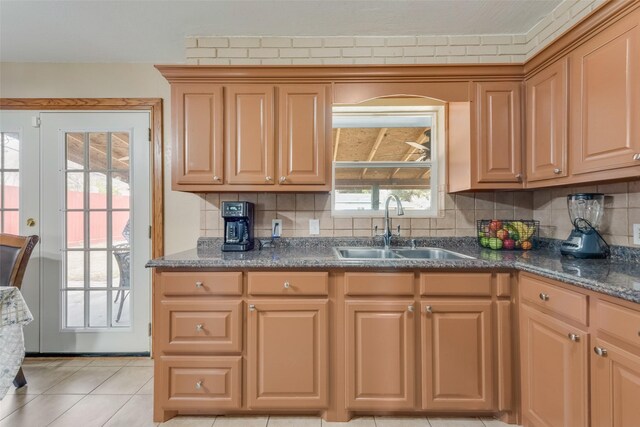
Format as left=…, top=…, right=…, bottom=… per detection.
left=199, top=191, right=534, bottom=239
left=532, top=180, right=640, bottom=247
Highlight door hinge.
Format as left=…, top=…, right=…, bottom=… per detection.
left=31, top=116, right=41, bottom=128
left=149, top=225, right=152, bottom=239
left=148, top=128, right=152, bottom=141
left=148, top=322, right=152, bottom=337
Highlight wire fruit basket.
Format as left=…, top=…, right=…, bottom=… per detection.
left=477, top=219, right=539, bottom=251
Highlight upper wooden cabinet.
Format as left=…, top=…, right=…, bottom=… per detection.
left=170, top=82, right=331, bottom=192
left=448, top=81, right=524, bottom=192
left=525, top=58, right=568, bottom=182
left=569, top=11, right=640, bottom=175
left=172, top=83, right=224, bottom=186
left=226, top=84, right=275, bottom=186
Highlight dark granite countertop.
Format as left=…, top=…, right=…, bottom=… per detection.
left=147, top=237, right=640, bottom=304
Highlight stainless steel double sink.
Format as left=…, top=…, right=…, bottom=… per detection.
left=333, top=247, right=473, bottom=261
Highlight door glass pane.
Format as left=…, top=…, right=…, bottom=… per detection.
left=66, top=291, right=84, bottom=328
left=88, top=132, right=108, bottom=170
left=66, top=211, right=84, bottom=249
left=112, top=211, right=130, bottom=245
left=89, top=291, right=107, bottom=327
left=2, top=210, right=19, bottom=234
left=89, top=172, right=107, bottom=209
left=89, top=250, right=108, bottom=288
left=1, top=132, right=20, bottom=233
left=66, top=132, right=85, bottom=169
left=89, top=210, right=107, bottom=248
left=66, top=251, right=84, bottom=289
left=66, top=172, right=84, bottom=210
left=111, top=132, right=129, bottom=170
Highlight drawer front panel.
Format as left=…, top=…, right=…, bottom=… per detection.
left=420, top=273, right=492, bottom=296
left=248, top=272, right=328, bottom=296
left=161, top=272, right=242, bottom=296
left=596, top=299, right=640, bottom=349
left=158, top=300, right=242, bottom=353
left=160, top=356, right=242, bottom=410
left=520, top=274, right=587, bottom=325
left=345, top=272, right=414, bottom=296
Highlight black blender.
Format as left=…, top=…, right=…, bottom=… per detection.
left=560, top=193, right=610, bottom=259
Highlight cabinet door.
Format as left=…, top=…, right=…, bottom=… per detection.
left=226, top=84, right=275, bottom=185
left=345, top=300, right=415, bottom=410
left=172, top=83, right=223, bottom=186
left=247, top=300, right=328, bottom=409
left=520, top=304, right=588, bottom=427
left=570, top=13, right=640, bottom=174
left=421, top=300, right=493, bottom=410
left=526, top=58, right=568, bottom=182
left=475, top=81, right=523, bottom=183
left=278, top=84, right=329, bottom=185
left=592, top=338, right=640, bottom=427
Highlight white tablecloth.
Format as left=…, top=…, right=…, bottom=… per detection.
left=0, top=286, right=33, bottom=399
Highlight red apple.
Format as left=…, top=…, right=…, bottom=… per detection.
left=503, top=239, right=516, bottom=250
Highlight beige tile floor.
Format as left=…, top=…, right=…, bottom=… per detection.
left=0, top=358, right=518, bottom=427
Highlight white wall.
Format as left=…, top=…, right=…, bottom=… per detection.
left=0, top=62, right=200, bottom=254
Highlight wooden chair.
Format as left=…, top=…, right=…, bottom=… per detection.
left=0, top=233, right=39, bottom=389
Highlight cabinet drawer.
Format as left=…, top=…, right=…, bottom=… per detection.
left=248, top=272, right=328, bottom=296
left=158, top=300, right=242, bottom=353
left=160, top=356, right=242, bottom=410
left=345, top=272, right=414, bottom=296
left=596, top=299, right=640, bottom=349
left=420, top=273, right=492, bottom=296
left=520, top=275, right=587, bottom=325
left=160, top=272, right=242, bottom=296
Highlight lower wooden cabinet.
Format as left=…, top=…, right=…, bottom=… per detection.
left=591, top=338, right=640, bottom=427
left=247, top=300, right=328, bottom=409
left=345, top=300, right=415, bottom=410
left=421, top=299, right=494, bottom=410
left=520, top=303, right=589, bottom=427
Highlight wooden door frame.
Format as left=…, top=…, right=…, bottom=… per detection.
left=0, top=98, right=164, bottom=258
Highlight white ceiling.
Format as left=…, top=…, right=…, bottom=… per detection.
left=0, top=0, right=562, bottom=63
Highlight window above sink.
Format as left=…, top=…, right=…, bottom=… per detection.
left=331, top=98, right=445, bottom=218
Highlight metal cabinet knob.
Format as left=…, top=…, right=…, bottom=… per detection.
left=594, top=346, right=608, bottom=357
left=568, top=333, right=580, bottom=342
left=249, top=304, right=256, bottom=312
left=283, top=281, right=290, bottom=289
left=26, top=218, right=36, bottom=227
left=265, top=176, right=273, bottom=182
left=425, top=305, right=433, bottom=314
left=213, top=175, right=220, bottom=181
left=633, top=153, right=640, bottom=160
left=279, top=176, right=287, bottom=183
left=553, top=168, right=562, bottom=174
left=539, top=292, right=550, bottom=301
left=195, top=323, right=203, bottom=332
left=407, top=305, right=414, bottom=313
left=195, top=380, right=203, bottom=390
left=195, top=281, right=203, bottom=288
left=515, top=173, right=523, bottom=181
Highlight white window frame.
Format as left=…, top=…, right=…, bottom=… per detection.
left=331, top=106, right=443, bottom=218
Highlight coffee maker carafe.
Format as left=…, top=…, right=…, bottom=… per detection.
left=221, top=201, right=255, bottom=252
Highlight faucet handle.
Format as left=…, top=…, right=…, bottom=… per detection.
left=373, top=225, right=384, bottom=237
left=392, top=224, right=401, bottom=236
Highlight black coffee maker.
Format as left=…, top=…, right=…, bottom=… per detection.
left=221, top=201, right=255, bottom=252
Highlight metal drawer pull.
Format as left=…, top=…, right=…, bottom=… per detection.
left=594, top=347, right=608, bottom=357
left=195, top=281, right=203, bottom=288
left=515, top=173, right=523, bottom=181
left=407, top=305, right=414, bottom=313
left=249, top=304, right=256, bottom=312
left=633, top=153, right=640, bottom=160
left=195, top=323, right=203, bottom=332
left=265, top=176, right=273, bottom=182
left=425, top=305, right=433, bottom=314
left=553, top=168, right=562, bottom=174
left=195, top=380, right=203, bottom=390
left=283, top=281, right=290, bottom=289
left=539, top=292, right=550, bottom=301
left=279, top=176, right=287, bottom=183
left=213, top=175, right=220, bottom=181
left=568, top=333, right=580, bottom=342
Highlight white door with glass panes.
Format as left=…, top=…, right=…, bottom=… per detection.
left=38, top=112, right=151, bottom=353
left=0, top=111, right=41, bottom=352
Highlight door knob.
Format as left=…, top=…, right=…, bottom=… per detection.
left=594, top=346, right=608, bottom=357
left=568, top=333, right=580, bottom=342
left=26, top=218, right=36, bottom=227
left=553, top=168, right=562, bottom=174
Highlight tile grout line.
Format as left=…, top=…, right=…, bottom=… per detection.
left=97, top=393, right=137, bottom=427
